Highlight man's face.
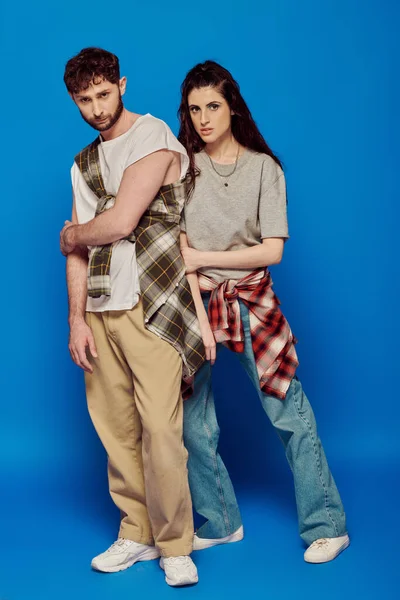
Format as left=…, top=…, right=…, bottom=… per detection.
left=73, top=78, right=125, bottom=132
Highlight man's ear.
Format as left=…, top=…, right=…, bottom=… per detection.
left=119, top=76, right=127, bottom=96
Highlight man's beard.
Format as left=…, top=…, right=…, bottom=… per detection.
left=81, top=94, right=124, bottom=132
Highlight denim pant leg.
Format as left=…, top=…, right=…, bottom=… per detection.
left=183, top=346, right=242, bottom=539
left=235, top=301, right=347, bottom=546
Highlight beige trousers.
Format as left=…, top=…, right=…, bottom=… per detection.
left=84, top=300, right=193, bottom=557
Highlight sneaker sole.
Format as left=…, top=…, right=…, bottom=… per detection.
left=193, top=526, right=244, bottom=551
left=164, top=574, right=199, bottom=587
left=304, top=537, right=350, bottom=564
left=91, top=548, right=160, bottom=573
left=159, top=559, right=199, bottom=587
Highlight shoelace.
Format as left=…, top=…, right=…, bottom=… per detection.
left=107, top=538, right=133, bottom=552
left=164, top=556, right=191, bottom=565
left=311, top=538, right=330, bottom=549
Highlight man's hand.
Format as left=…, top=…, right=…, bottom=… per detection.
left=60, top=220, right=77, bottom=255
left=69, top=319, right=98, bottom=373
left=181, top=247, right=205, bottom=274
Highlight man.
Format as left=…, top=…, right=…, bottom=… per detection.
left=61, top=47, right=204, bottom=587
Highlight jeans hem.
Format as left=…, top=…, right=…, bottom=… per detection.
left=202, top=392, right=233, bottom=537
left=292, top=381, right=341, bottom=538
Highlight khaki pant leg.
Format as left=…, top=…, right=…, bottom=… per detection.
left=85, top=311, right=153, bottom=545
left=111, top=301, right=194, bottom=557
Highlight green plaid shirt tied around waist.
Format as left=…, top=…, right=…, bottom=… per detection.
left=75, top=138, right=205, bottom=396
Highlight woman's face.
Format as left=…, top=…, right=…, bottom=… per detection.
left=187, top=86, right=233, bottom=145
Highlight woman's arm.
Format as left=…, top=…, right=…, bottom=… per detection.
left=181, top=237, right=285, bottom=274
left=180, top=233, right=216, bottom=364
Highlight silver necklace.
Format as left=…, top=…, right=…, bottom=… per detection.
left=207, top=144, right=240, bottom=187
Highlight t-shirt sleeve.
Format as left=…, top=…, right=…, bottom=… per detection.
left=124, top=117, right=189, bottom=179
left=259, top=162, right=289, bottom=239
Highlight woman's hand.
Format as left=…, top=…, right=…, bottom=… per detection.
left=181, top=246, right=205, bottom=274
left=199, top=319, right=216, bottom=365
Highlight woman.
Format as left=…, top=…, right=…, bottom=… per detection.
left=178, top=61, right=349, bottom=563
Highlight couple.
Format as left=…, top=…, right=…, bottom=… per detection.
left=60, top=47, right=349, bottom=587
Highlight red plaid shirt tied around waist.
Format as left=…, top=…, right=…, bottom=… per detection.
left=198, top=269, right=299, bottom=400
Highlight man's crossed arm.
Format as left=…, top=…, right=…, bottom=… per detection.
left=64, top=148, right=177, bottom=372
left=60, top=149, right=175, bottom=255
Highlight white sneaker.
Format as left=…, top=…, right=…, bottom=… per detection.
left=91, top=538, right=160, bottom=572
left=193, top=525, right=244, bottom=551
left=304, top=534, right=350, bottom=563
left=159, top=556, right=199, bottom=587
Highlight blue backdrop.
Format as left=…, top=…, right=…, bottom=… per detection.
left=1, top=1, right=398, bottom=599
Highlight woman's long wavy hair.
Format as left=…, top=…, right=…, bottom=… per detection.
left=178, top=60, right=282, bottom=194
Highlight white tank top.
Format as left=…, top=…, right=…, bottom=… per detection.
left=71, top=114, right=189, bottom=312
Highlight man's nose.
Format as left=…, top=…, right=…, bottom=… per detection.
left=92, top=100, right=103, bottom=118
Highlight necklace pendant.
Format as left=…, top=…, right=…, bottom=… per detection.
left=224, top=182, right=228, bottom=187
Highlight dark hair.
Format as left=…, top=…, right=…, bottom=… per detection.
left=64, top=47, right=120, bottom=95
left=178, top=60, right=282, bottom=192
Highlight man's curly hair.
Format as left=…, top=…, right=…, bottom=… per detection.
left=64, top=47, right=120, bottom=95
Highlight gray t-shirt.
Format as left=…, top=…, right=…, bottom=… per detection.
left=181, top=149, right=289, bottom=282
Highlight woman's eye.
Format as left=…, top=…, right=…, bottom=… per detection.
left=209, top=104, right=219, bottom=110
left=190, top=107, right=199, bottom=113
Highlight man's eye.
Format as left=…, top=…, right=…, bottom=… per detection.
left=101, top=92, right=109, bottom=98
left=81, top=98, right=90, bottom=103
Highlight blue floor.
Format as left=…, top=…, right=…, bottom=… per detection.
left=1, top=460, right=398, bottom=600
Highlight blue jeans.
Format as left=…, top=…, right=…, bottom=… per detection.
left=183, top=297, right=347, bottom=546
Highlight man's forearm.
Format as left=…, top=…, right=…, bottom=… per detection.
left=67, top=248, right=89, bottom=325
left=70, top=207, right=132, bottom=248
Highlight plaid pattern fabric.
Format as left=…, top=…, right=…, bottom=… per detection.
left=198, top=269, right=299, bottom=400
left=75, top=137, right=205, bottom=395
left=134, top=183, right=206, bottom=396
left=75, top=138, right=135, bottom=297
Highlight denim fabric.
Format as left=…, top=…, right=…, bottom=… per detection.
left=183, top=297, right=347, bottom=545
